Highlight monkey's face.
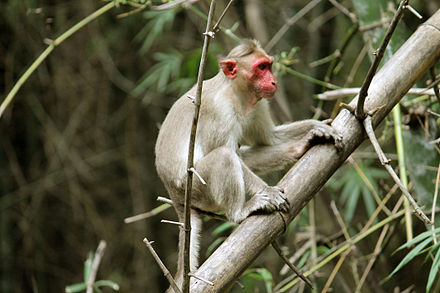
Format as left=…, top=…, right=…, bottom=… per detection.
left=250, top=57, right=277, bottom=99
left=219, top=54, right=277, bottom=100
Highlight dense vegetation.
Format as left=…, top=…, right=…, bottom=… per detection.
left=1, top=0, right=440, bottom=292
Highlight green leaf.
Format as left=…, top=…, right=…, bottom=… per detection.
left=388, top=237, right=433, bottom=280
left=245, top=269, right=273, bottom=292
left=65, top=283, right=87, bottom=293
left=394, top=228, right=440, bottom=254
left=427, top=246, right=440, bottom=292
left=206, top=237, right=226, bottom=256
left=135, top=9, right=177, bottom=54
left=94, top=280, right=120, bottom=291
left=212, top=222, right=235, bottom=236
left=133, top=50, right=183, bottom=99
left=84, top=252, right=94, bottom=282
left=403, top=121, right=440, bottom=209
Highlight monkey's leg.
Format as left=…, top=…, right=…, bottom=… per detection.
left=193, top=146, right=288, bottom=223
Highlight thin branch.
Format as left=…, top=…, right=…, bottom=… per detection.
left=212, top=0, right=235, bottom=33
left=328, top=0, right=357, bottom=23
left=330, top=200, right=350, bottom=241
left=431, top=161, right=440, bottom=244
left=271, top=241, right=313, bottom=289
left=355, top=0, right=408, bottom=119
left=278, top=211, right=406, bottom=291
left=162, top=219, right=185, bottom=227
left=363, top=115, right=431, bottom=224
left=188, top=273, right=214, bottom=286
left=317, top=87, right=438, bottom=101
left=182, top=0, right=220, bottom=291
left=355, top=197, right=403, bottom=293
left=87, top=240, right=107, bottom=293
left=265, top=0, right=322, bottom=52
left=143, top=238, right=182, bottom=293
left=124, top=203, right=171, bottom=223
left=0, top=0, right=202, bottom=118
left=0, top=1, right=115, bottom=118
left=430, top=67, right=440, bottom=104
left=321, top=247, right=352, bottom=293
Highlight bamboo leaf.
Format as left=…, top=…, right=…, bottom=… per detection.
left=388, top=237, right=433, bottom=280
left=427, top=246, right=440, bottom=292
left=94, top=280, right=120, bottom=291
left=65, top=283, right=87, bottom=293
left=394, top=228, right=440, bottom=254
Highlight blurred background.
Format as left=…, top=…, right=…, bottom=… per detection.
left=1, top=0, right=440, bottom=292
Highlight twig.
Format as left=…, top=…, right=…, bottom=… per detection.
left=143, top=238, right=182, bottom=293
left=355, top=196, right=403, bottom=293
left=188, top=273, right=214, bottom=286
left=392, top=104, right=414, bottom=240
left=278, top=210, right=406, bottom=291
left=328, top=0, right=357, bottom=23
left=431, top=161, right=440, bottom=244
left=188, top=167, right=206, bottom=185
left=430, top=67, right=440, bottom=104
left=0, top=1, right=116, bottom=118
left=182, top=0, right=217, bottom=291
left=87, top=240, right=107, bottom=293
left=157, top=196, right=174, bottom=205
left=162, top=219, right=185, bottom=227
left=363, top=115, right=431, bottom=224
left=157, top=196, right=228, bottom=221
left=361, top=183, right=398, bottom=233
left=0, top=0, right=200, bottom=118
left=265, top=0, right=322, bottom=52
left=355, top=0, right=408, bottom=119
left=330, top=200, right=350, bottom=241
left=348, top=157, right=392, bottom=216
left=212, top=0, right=235, bottom=33
left=271, top=241, right=313, bottom=289
left=321, top=247, right=352, bottom=293
left=124, top=203, right=171, bottom=223
left=317, top=87, right=438, bottom=101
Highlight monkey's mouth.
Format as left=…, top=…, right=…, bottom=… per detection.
left=262, top=91, right=276, bottom=97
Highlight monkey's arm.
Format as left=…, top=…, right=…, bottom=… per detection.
left=240, top=120, right=342, bottom=173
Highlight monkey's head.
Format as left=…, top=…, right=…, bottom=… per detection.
left=219, top=40, right=277, bottom=100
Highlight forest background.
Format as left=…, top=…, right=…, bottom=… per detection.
left=1, top=0, right=440, bottom=292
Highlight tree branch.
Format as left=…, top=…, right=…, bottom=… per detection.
left=190, top=9, right=440, bottom=293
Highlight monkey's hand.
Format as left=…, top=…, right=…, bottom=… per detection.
left=250, top=186, right=290, bottom=214
left=305, top=120, right=343, bottom=151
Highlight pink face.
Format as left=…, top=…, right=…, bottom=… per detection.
left=250, top=57, right=277, bottom=98
left=220, top=56, right=277, bottom=99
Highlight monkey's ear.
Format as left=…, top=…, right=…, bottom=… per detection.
left=219, top=60, right=237, bottom=79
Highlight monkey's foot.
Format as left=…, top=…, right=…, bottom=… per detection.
left=252, top=186, right=290, bottom=213
left=306, top=122, right=344, bottom=151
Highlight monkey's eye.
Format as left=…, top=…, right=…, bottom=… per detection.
left=258, top=63, right=267, bottom=70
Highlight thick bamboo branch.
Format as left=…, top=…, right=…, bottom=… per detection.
left=190, top=10, right=440, bottom=293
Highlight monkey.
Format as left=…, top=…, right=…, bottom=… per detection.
left=155, top=39, right=342, bottom=291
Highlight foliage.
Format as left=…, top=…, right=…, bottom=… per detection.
left=65, top=251, right=119, bottom=293
left=386, top=228, right=440, bottom=292
left=327, top=160, right=388, bottom=223
left=2, top=0, right=440, bottom=292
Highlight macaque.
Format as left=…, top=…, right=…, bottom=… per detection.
left=155, top=39, right=342, bottom=290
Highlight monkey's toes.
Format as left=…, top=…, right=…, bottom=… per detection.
left=333, top=134, right=344, bottom=151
